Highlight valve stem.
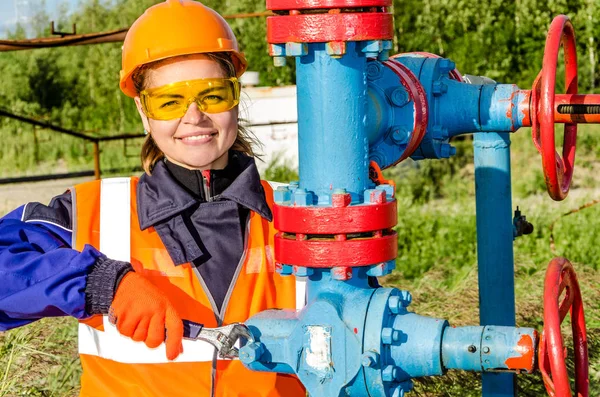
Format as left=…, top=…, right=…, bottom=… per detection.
left=557, top=104, right=600, bottom=114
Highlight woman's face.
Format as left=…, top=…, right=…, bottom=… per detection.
left=134, top=55, right=238, bottom=170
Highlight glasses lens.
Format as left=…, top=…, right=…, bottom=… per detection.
left=141, top=78, right=240, bottom=121
left=196, top=79, right=239, bottom=114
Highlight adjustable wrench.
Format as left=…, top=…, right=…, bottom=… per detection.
left=182, top=320, right=253, bottom=359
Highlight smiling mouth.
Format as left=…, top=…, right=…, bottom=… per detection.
left=178, top=132, right=218, bottom=142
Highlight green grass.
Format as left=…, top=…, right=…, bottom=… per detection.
left=0, top=128, right=599, bottom=396
left=0, top=318, right=80, bottom=396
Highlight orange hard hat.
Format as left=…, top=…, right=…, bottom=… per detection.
left=119, top=0, right=247, bottom=98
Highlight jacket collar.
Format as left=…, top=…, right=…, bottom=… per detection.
left=137, top=152, right=272, bottom=230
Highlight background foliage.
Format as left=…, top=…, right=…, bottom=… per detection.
left=0, top=0, right=598, bottom=396
left=1, top=0, right=600, bottom=177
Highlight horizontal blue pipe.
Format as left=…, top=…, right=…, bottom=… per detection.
left=442, top=326, right=537, bottom=372
left=389, top=312, right=448, bottom=380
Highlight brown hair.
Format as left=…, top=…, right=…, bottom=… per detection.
left=132, top=52, right=260, bottom=174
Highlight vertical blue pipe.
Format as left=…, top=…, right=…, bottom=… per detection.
left=473, top=132, right=516, bottom=396
left=296, top=42, right=368, bottom=204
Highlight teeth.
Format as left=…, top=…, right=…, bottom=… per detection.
left=182, top=135, right=211, bottom=141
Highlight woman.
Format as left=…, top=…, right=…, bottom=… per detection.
left=0, top=1, right=304, bottom=395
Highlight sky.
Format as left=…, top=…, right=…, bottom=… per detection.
left=0, top=0, right=83, bottom=39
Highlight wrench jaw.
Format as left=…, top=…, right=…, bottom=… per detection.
left=187, top=323, right=254, bottom=359
left=215, top=332, right=239, bottom=359
left=216, top=324, right=254, bottom=359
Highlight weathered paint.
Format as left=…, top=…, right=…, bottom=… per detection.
left=325, top=40, right=346, bottom=56
left=441, top=326, right=538, bottom=374
left=304, top=325, right=333, bottom=379
left=504, top=333, right=536, bottom=373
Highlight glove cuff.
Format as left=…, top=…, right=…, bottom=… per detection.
left=85, top=257, right=133, bottom=315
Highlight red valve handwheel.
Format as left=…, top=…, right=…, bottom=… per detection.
left=539, top=257, right=588, bottom=397
left=531, top=15, right=578, bottom=201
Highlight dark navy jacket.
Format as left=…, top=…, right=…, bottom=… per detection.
left=0, top=152, right=271, bottom=330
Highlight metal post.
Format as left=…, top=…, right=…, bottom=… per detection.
left=473, top=132, right=516, bottom=396
left=93, top=140, right=101, bottom=180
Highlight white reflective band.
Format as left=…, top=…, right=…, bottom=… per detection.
left=78, top=323, right=221, bottom=363
left=95, top=178, right=137, bottom=355
left=99, top=178, right=131, bottom=262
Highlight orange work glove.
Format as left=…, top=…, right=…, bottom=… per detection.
left=109, top=272, right=184, bottom=360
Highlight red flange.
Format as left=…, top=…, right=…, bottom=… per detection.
left=382, top=59, right=429, bottom=163
left=266, top=0, right=391, bottom=10
left=273, top=200, right=397, bottom=234
left=531, top=15, right=578, bottom=201
left=266, top=12, right=393, bottom=43
left=539, top=257, right=588, bottom=397
left=274, top=232, right=397, bottom=267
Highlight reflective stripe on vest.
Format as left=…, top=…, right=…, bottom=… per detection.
left=78, top=178, right=219, bottom=363
left=77, top=178, right=306, bottom=365
left=74, top=176, right=305, bottom=396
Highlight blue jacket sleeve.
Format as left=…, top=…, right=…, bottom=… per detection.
left=0, top=205, right=103, bottom=331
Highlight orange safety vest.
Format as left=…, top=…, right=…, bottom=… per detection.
left=72, top=177, right=305, bottom=397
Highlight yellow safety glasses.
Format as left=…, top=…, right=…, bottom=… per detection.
left=140, top=77, right=240, bottom=120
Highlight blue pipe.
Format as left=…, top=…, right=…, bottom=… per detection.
left=473, top=132, right=516, bottom=396
left=296, top=42, right=369, bottom=204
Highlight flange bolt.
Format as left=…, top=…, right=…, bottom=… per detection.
left=399, top=290, right=412, bottom=307
left=382, top=327, right=401, bottom=345
left=438, top=58, right=456, bottom=74
left=382, top=365, right=399, bottom=382
left=361, top=351, right=379, bottom=368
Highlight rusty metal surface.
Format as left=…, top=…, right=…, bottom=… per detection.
left=0, top=108, right=144, bottom=142
left=0, top=11, right=273, bottom=52
left=0, top=28, right=128, bottom=51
